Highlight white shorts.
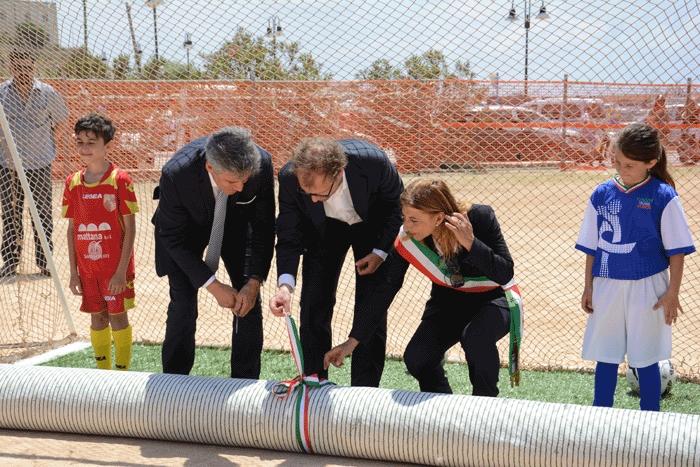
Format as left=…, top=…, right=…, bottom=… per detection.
left=582, top=270, right=671, bottom=368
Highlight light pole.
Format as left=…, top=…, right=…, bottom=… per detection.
left=183, top=32, right=193, bottom=72
left=125, top=2, right=142, bottom=72
left=266, top=16, right=283, bottom=59
left=508, top=0, right=549, bottom=97
left=145, top=0, right=162, bottom=61
left=82, top=0, right=88, bottom=51
left=134, top=42, right=143, bottom=73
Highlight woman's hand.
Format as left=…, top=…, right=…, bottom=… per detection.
left=445, top=212, right=474, bottom=250
left=323, top=338, right=359, bottom=369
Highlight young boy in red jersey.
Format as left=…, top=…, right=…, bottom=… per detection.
left=62, top=113, right=138, bottom=370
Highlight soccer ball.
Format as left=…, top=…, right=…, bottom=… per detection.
left=626, top=360, right=676, bottom=395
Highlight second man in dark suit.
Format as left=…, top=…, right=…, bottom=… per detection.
left=269, top=137, right=403, bottom=386
left=153, top=127, right=275, bottom=378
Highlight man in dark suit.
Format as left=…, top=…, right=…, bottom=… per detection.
left=153, top=127, right=275, bottom=378
left=269, top=137, right=403, bottom=386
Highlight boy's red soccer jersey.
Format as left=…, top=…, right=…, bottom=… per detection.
left=62, top=164, right=139, bottom=278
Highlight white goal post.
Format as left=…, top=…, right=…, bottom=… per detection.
left=0, top=102, right=75, bottom=336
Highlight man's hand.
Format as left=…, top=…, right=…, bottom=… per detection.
left=206, top=280, right=237, bottom=309
left=581, top=285, right=593, bottom=313
left=323, top=338, right=360, bottom=370
left=108, top=268, right=128, bottom=295
left=654, top=291, right=682, bottom=325
left=269, top=285, right=292, bottom=317
left=232, top=278, right=260, bottom=317
left=69, top=271, right=82, bottom=296
left=355, top=252, right=383, bottom=276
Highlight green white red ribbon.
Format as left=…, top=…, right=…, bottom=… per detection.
left=394, top=228, right=524, bottom=386
left=272, top=315, right=333, bottom=453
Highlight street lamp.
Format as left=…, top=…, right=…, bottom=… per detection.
left=183, top=32, right=193, bottom=71
left=145, top=0, right=162, bottom=61
left=134, top=42, right=143, bottom=72
left=266, top=16, right=283, bottom=58
left=507, top=0, right=549, bottom=97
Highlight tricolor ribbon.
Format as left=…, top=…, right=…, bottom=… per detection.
left=394, top=227, right=524, bottom=386
left=271, top=315, right=334, bottom=453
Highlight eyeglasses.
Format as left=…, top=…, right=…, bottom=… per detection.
left=298, top=172, right=339, bottom=198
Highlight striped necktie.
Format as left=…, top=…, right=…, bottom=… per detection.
left=204, top=189, right=228, bottom=272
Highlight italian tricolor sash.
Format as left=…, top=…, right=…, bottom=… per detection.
left=394, top=227, right=523, bottom=386
left=271, top=315, right=334, bottom=453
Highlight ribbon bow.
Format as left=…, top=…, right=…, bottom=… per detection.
left=271, top=315, right=334, bottom=453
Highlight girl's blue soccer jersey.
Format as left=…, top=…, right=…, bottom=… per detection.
left=576, top=176, right=695, bottom=280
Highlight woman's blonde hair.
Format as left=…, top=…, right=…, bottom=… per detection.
left=400, top=178, right=469, bottom=258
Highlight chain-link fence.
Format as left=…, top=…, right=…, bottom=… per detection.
left=0, top=1, right=698, bottom=381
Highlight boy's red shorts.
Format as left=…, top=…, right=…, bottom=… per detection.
left=80, top=276, right=135, bottom=314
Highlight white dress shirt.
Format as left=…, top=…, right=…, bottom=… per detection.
left=278, top=170, right=387, bottom=291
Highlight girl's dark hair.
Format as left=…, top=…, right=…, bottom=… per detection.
left=615, top=123, right=675, bottom=188
left=74, top=113, right=116, bottom=144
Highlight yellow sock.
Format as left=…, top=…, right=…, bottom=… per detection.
left=90, top=326, right=112, bottom=370
left=112, top=325, right=132, bottom=371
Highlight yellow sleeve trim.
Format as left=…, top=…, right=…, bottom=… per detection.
left=104, top=168, right=119, bottom=188
left=68, top=171, right=82, bottom=190
left=125, top=200, right=139, bottom=214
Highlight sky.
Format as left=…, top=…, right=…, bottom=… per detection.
left=51, top=0, right=700, bottom=84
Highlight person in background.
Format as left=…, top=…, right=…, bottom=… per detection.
left=153, top=127, right=275, bottom=378
left=63, top=113, right=137, bottom=371
left=0, top=48, right=69, bottom=277
left=576, top=123, right=695, bottom=411
left=324, top=178, right=516, bottom=397
left=269, top=137, right=403, bottom=387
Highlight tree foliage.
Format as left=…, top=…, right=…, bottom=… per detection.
left=140, top=56, right=203, bottom=80
left=356, top=59, right=403, bottom=80
left=59, top=48, right=109, bottom=79
left=112, top=54, right=131, bottom=80
left=202, top=27, right=331, bottom=80
left=357, top=49, right=476, bottom=80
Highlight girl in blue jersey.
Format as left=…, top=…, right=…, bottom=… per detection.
left=575, top=123, right=695, bottom=411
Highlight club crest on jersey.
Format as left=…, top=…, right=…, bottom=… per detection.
left=87, top=240, right=102, bottom=261
left=636, top=197, right=652, bottom=209
left=103, top=194, right=117, bottom=212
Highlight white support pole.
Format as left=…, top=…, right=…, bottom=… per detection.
left=0, top=103, right=76, bottom=336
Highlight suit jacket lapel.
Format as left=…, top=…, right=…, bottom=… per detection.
left=346, top=165, right=368, bottom=220
left=197, top=156, right=215, bottom=224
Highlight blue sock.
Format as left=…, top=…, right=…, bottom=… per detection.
left=636, top=363, right=661, bottom=411
left=593, top=362, right=618, bottom=407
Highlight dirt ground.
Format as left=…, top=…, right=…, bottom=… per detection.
left=2, top=167, right=699, bottom=379
left=0, top=429, right=404, bottom=466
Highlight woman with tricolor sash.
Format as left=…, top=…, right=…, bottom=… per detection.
left=324, top=178, right=522, bottom=397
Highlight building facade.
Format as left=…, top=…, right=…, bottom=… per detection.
left=0, top=1, right=59, bottom=46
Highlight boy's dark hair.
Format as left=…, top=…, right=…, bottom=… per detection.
left=74, top=113, right=116, bottom=144
left=616, top=123, right=675, bottom=188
